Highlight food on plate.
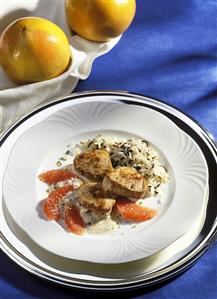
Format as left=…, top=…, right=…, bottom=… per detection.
left=64, top=204, right=86, bottom=235
left=74, top=149, right=113, bottom=180
left=38, top=135, right=169, bottom=235
left=114, top=199, right=156, bottom=222
left=65, top=0, right=136, bottom=42
left=38, top=169, right=76, bottom=185
left=102, top=167, right=147, bottom=199
left=0, top=17, right=71, bottom=84
left=80, top=135, right=169, bottom=196
left=76, top=182, right=116, bottom=213
left=43, top=185, right=74, bottom=220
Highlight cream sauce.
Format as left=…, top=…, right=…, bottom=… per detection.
left=87, top=218, right=118, bottom=234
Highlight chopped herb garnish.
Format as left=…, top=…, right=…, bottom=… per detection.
left=59, top=156, right=67, bottom=161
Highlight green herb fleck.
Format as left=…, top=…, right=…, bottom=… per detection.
left=59, top=156, right=67, bottom=161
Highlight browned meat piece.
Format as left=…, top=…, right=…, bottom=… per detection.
left=76, top=182, right=116, bottom=213
left=102, top=167, right=147, bottom=199
left=74, top=150, right=113, bottom=180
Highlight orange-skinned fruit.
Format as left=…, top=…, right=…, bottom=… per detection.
left=65, top=0, right=136, bottom=42
left=0, top=17, right=71, bottom=84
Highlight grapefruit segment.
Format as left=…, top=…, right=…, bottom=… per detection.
left=43, top=185, right=73, bottom=220
left=38, top=169, right=76, bottom=185
left=114, top=199, right=156, bottom=222
left=64, top=205, right=86, bottom=235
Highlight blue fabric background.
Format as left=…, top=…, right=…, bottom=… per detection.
left=1, top=0, right=216, bottom=298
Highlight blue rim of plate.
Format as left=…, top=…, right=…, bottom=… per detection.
left=1, top=91, right=217, bottom=292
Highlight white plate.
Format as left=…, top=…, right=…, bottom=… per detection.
left=2, top=99, right=208, bottom=263
left=1, top=186, right=208, bottom=285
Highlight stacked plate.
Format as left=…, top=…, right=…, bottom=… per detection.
left=1, top=91, right=217, bottom=291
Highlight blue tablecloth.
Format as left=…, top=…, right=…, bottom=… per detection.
left=1, top=0, right=217, bottom=298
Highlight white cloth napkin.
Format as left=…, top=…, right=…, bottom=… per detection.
left=0, top=1, right=121, bottom=132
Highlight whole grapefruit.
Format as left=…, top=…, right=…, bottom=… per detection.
left=65, top=0, right=136, bottom=42
left=0, top=17, right=71, bottom=84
